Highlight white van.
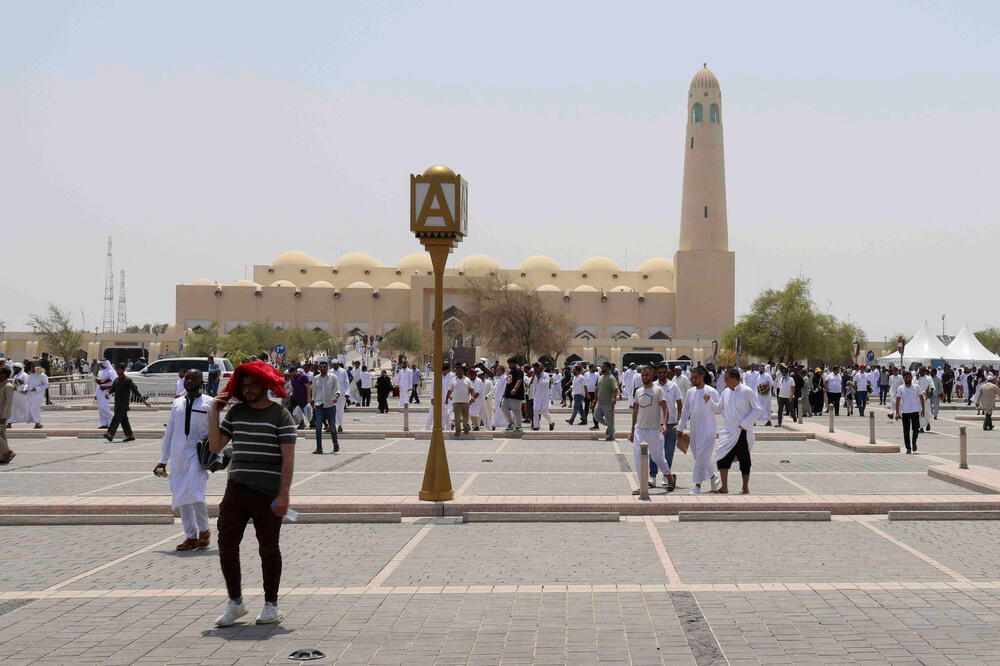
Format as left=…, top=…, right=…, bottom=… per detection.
left=127, top=357, right=234, bottom=398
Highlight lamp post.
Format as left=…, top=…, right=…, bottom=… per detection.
left=411, top=164, right=468, bottom=501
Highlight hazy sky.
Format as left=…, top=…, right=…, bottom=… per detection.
left=3, top=1, right=998, bottom=340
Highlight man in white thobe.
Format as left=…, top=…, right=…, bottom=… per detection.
left=155, top=370, right=215, bottom=551
left=332, top=361, right=349, bottom=431
left=673, top=366, right=691, bottom=397
left=395, top=361, right=413, bottom=409
left=491, top=371, right=508, bottom=430
left=622, top=364, right=637, bottom=408
left=9, top=364, right=29, bottom=426
left=96, top=360, right=116, bottom=427
left=917, top=369, right=934, bottom=431
left=530, top=363, right=553, bottom=431
left=676, top=366, right=721, bottom=494
left=470, top=370, right=487, bottom=430
left=549, top=368, right=563, bottom=404
left=755, top=365, right=774, bottom=426
left=714, top=368, right=763, bottom=495
left=25, top=366, right=48, bottom=428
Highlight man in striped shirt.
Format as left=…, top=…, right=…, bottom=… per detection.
left=210, top=363, right=296, bottom=627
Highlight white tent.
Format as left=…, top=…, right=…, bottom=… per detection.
left=944, top=324, right=1000, bottom=365
left=877, top=350, right=901, bottom=365
left=888, top=321, right=951, bottom=366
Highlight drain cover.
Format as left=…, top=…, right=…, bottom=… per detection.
left=289, top=648, right=325, bottom=661
left=780, top=459, right=791, bottom=463
left=481, top=459, right=494, bottom=463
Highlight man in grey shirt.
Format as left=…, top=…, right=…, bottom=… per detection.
left=310, top=359, right=340, bottom=454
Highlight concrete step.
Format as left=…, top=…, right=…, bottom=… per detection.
left=889, top=510, right=1000, bottom=520
left=678, top=511, right=830, bottom=521
left=0, top=514, right=174, bottom=526
left=462, top=512, right=620, bottom=523
left=286, top=512, right=401, bottom=523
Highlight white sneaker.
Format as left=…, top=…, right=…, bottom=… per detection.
left=255, top=602, right=283, bottom=625
left=711, top=475, right=723, bottom=492
left=648, top=476, right=657, bottom=488
left=690, top=486, right=700, bottom=495
left=215, top=600, right=248, bottom=627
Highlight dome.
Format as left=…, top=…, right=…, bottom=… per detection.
left=646, top=286, right=671, bottom=294
left=690, top=64, right=719, bottom=90
left=384, top=281, right=411, bottom=290
left=536, top=284, right=560, bottom=292
left=335, top=252, right=383, bottom=269
left=397, top=252, right=432, bottom=272
left=347, top=281, right=373, bottom=289
left=191, top=279, right=217, bottom=286
left=610, top=285, right=634, bottom=293
left=573, top=284, right=598, bottom=293
left=519, top=255, right=561, bottom=272
left=308, top=280, right=335, bottom=288
left=637, top=257, right=674, bottom=273
left=272, top=251, right=328, bottom=267
left=231, top=280, right=261, bottom=288
left=423, top=164, right=455, bottom=178
left=505, top=283, right=524, bottom=291
left=269, top=280, right=296, bottom=288
left=578, top=257, right=621, bottom=273
left=458, top=254, right=501, bottom=274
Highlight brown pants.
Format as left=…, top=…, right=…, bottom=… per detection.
left=453, top=402, right=470, bottom=433
left=218, top=481, right=283, bottom=603
left=0, top=427, right=10, bottom=458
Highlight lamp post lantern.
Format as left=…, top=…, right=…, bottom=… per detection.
left=410, top=164, right=467, bottom=501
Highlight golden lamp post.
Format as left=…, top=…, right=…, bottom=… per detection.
left=410, top=164, right=467, bottom=501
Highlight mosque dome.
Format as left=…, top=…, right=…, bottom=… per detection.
left=347, top=281, right=373, bottom=289
left=573, top=284, right=598, bottom=292
left=191, top=279, right=218, bottom=286
left=272, top=251, right=328, bottom=267
left=269, top=280, right=296, bottom=287
left=578, top=257, right=621, bottom=273
left=308, top=280, right=335, bottom=288
left=637, top=257, right=674, bottom=273
left=609, top=285, right=634, bottom=293
left=690, top=65, right=720, bottom=90
left=397, top=252, right=433, bottom=272
left=519, top=255, right=561, bottom=272
left=458, top=254, right=501, bottom=274
left=335, top=252, right=383, bottom=269
left=231, top=280, right=261, bottom=288
left=384, top=281, right=411, bottom=290
left=536, top=284, right=560, bottom=292
left=646, top=286, right=671, bottom=294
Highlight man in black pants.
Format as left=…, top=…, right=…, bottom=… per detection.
left=104, top=362, right=150, bottom=442
left=895, top=371, right=925, bottom=454
left=824, top=367, right=843, bottom=416
left=39, top=352, right=52, bottom=405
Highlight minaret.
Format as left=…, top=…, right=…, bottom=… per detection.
left=674, top=64, right=735, bottom=340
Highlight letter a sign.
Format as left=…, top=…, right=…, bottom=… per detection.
left=415, top=181, right=454, bottom=228
left=410, top=171, right=468, bottom=238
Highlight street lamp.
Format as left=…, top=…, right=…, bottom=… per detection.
left=410, top=164, right=468, bottom=501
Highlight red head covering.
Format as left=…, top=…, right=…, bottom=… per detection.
left=221, top=361, right=287, bottom=402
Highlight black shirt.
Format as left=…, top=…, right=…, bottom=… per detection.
left=109, top=376, right=144, bottom=409
left=504, top=368, right=525, bottom=400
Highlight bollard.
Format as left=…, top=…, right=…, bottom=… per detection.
left=403, top=403, right=409, bottom=432
left=828, top=411, right=835, bottom=434
left=639, top=442, right=649, bottom=500
left=869, top=410, right=876, bottom=444
left=959, top=425, right=968, bottom=470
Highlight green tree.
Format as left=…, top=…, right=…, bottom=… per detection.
left=382, top=321, right=426, bottom=360
left=221, top=323, right=281, bottom=363
left=283, top=327, right=341, bottom=364
left=184, top=325, right=222, bottom=357
left=26, top=303, right=84, bottom=364
left=975, top=327, right=1000, bottom=355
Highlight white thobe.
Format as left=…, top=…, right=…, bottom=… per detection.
left=550, top=372, right=563, bottom=403
left=674, top=373, right=691, bottom=397
left=917, top=375, right=933, bottom=428
left=160, top=395, right=213, bottom=509
left=11, top=371, right=29, bottom=423
left=755, top=373, right=774, bottom=423
left=424, top=373, right=455, bottom=430
left=743, top=371, right=759, bottom=392
left=622, top=370, right=636, bottom=407
left=96, top=365, right=117, bottom=426
left=482, top=378, right=495, bottom=424
left=395, top=368, right=413, bottom=408
left=715, top=384, right=762, bottom=460
left=26, top=373, right=48, bottom=424
left=677, top=385, right=720, bottom=487
left=334, top=367, right=349, bottom=426
left=349, top=368, right=362, bottom=404
left=492, top=374, right=509, bottom=427
left=470, top=377, right=486, bottom=423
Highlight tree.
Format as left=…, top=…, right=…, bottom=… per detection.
left=124, top=323, right=169, bottom=335
left=463, top=273, right=576, bottom=363
left=184, top=325, right=221, bottom=357
left=26, top=303, right=84, bottom=364
left=220, top=323, right=281, bottom=364
left=975, top=327, right=1000, bottom=355
left=720, top=277, right=865, bottom=364
left=884, top=333, right=908, bottom=353
left=382, top=321, right=426, bottom=360
left=284, top=327, right=341, bottom=364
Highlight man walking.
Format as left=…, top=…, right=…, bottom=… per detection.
left=104, top=363, right=150, bottom=442
left=895, top=370, right=925, bottom=454
left=854, top=367, right=871, bottom=417
left=591, top=361, right=618, bottom=441
left=650, top=364, right=683, bottom=491
left=676, top=367, right=721, bottom=494
left=715, top=368, right=762, bottom=494
left=583, top=364, right=599, bottom=427
left=0, top=367, right=15, bottom=463
left=976, top=375, right=998, bottom=431
left=565, top=366, right=587, bottom=426
left=39, top=352, right=52, bottom=406
left=310, top=360, right=340, bottom=454
left=210, top=361, right=296, bottom=627
left=447, top=365, right=474, bottom=435
left=25, top=365, right=48, bottom=429
left=530, top=362, right=554, bottom=431
left=156, top=369, right=214, bottom=551
left=395, top=360, right=413, bottom=410
left=824, top=367, right=843, bottom=416
left=501, top=358, right=524, bottom=432
left=206, top=355, right=221, bottom=397
left=775, top=365, right=794, bottom=426
left=628, top=366, right=669, bottom=493
left=332, top=360, right=349, bottom=432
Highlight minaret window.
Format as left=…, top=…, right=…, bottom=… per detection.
left=704, top=206, right=708, bottom=218
left=709, top=103, right=720, bottom=123
left=691, top=103, right=703, bottom=123
left=690, top=137, right=694, bottom=149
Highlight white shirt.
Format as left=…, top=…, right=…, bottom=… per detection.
left=658, top=379, right=682, bottom=424
left=311, top=372, right=340, bottom=407
left=825, top=373, right=843, bottom=393
left=449, top=376, right=472, bottom=403
left=359, top=371, right=372, bottom=389
left=897, top=383, right=923, bottom=413
left=777, top=373, right=795, bottom=399
left=854, top=371, right=871, bottom=393
left=584, top=371, right=598, bottom=392
left=175, top=378, right=185, bottom=396
left=571, top=374, right=586, bottom=396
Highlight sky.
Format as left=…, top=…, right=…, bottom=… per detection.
left=2, top=0, right=998, bottom=341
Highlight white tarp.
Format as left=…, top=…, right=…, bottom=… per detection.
left=944, top=324, right=1000, bottom=365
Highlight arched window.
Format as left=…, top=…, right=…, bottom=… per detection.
left=691, top=103, right=703, bottom=123
left=709, top=103, right=720, bottom=123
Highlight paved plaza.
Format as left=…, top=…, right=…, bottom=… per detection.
left=3, top=404, right=1000, bottom=664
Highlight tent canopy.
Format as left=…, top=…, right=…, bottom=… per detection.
left=944, top=324, right=1000, bottom=365
left=897, top=321, right=951, bottom=363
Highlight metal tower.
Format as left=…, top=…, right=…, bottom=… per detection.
left=101, top=237, right=115, bottom=333
left=116, top=270, right=127, bottom=333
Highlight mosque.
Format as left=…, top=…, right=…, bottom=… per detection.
left=0, top=66, right=735, bottom=367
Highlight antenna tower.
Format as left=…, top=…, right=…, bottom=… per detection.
left=101, top=237, right=115, bottom=333
left=116, top=270, right=127, bottom=333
